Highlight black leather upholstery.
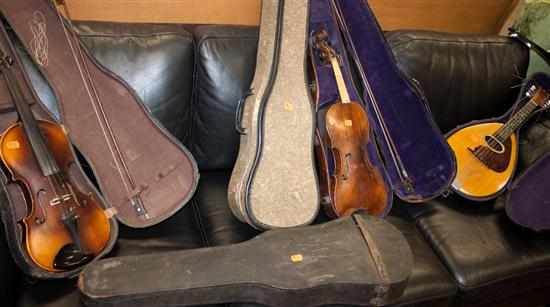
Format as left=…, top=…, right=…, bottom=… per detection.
left=390, top=31, right=550, bottom=307
left=1, top=21, right=545, bottom=307
left=76, top=22, right=196, bottom=143
left=190, top=25, right=258, bottom=170
left=387, top=31, right=529, bottom=134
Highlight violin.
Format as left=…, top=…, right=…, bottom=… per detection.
left=0, top=40, right=110, bottom=271
left=313, top=30, right=389, bottom=217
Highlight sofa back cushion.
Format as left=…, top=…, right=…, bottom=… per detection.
left=190, top=26, right=258, bottom=170
left=17, top=23, right=529, bottom=172
left=387, top=31, right=529, bottom=134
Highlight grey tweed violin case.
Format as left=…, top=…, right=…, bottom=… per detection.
left=228, top=0, right=320, bottom=230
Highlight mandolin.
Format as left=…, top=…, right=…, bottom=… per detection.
left=448, top=84, right=550, bottom=200
left=313, top=30, right=389, bottom=217
left=0, top=36, right=110, bottom=271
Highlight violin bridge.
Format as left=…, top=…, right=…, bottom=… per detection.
left=49, top=194, right=72, bottom=206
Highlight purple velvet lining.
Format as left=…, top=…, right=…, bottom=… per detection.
left=309, top=0, right=393, bottom=216
left=506, top=73, right=550, bottom=231
left=332, top=0, right=456, bottom=202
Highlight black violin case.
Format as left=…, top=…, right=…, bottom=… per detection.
left=330, top=0, right=456, bottom=202
left=0, top=23, right=118, bottom=279
left=79, top=214, right=413, bottom=307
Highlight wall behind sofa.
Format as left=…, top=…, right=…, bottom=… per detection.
left=62, top=0, right=521, bottom=34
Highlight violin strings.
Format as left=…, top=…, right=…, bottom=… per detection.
left=329, top=0, right=410, bottom=185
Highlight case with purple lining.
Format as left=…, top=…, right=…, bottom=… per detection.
left=309, top=0, right=393, bottom=216
left=332, top=0, right=456, bottom=202
left=506, top=73, right=550, bottom=231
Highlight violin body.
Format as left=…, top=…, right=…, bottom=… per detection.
left=447, top=122, right=518, bottom=200
left=0, top=120, right=111, bottom=271
left=324, top=101, right=389, bottom=217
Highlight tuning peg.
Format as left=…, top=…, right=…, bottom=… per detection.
left=526, top=85, right=537, bottom=97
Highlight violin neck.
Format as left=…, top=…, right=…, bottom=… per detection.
left=329, top=56, right=351, bottom=104
left=0, top=48, right=60, bottom=177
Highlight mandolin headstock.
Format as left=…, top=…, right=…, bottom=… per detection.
left=527, top=85, right=550, bottom=110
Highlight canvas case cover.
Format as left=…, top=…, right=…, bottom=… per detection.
left=79, top=214, right=413, bottom=307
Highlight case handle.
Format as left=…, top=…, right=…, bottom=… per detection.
left=235, top=89, right=253, bottom=135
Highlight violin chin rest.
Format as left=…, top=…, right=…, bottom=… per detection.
left=53, top=243, right=93, bottom=271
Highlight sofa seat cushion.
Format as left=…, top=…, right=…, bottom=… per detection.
left=194, top=171, right=457, bottom=307
left=415, top=196, right=550, bottom=307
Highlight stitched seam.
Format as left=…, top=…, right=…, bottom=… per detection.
left=390, top=38, right=514, bottom=51
left=191, top=198, right=210, bottom=247
left=197, top=34, right=257, bottom=49
left=76, top=31, right=193, bottom=39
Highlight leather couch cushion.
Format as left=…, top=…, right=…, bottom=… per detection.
left=388, top=31, right=550, bottom=306
left=416, top=196, right=550, bottom=307
left=387, top=31, right=529, bottom=134
left=190, top=26, right=258, bottom=171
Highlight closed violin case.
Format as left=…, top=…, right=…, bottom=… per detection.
left=309, top=0, right=393, bottom=218
left=331, top=0, right=456, bottom=202
left=0, top=26, right=118, bottom=279
left=228, top=0, right=320, bottom=230
left=505, top=73, right=550, bottom=231
left=0, top=0, right=199, bottom=228
left=79, top=214, right=413, bottom=307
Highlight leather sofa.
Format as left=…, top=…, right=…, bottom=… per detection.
left=1, top=20, right=550, bottom=307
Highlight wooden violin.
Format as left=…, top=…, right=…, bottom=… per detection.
left=448, top=85, right=550, bottom=200
left=0, top=45, right=110, bottom=271
left=313, top=30, right=389, bottom=217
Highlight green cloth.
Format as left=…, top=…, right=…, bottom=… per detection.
left=514, top=1, right=550, bottom=76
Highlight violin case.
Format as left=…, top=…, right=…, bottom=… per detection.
left=228, top=0, right=320, bottom=230
left=309, top=0, right=393, bottom=217
left=79, top=214, right=413, bottom=307
left=330, top=0, right=456, bottom=202
left=0, top=22, right=118, bottom=279
left=505, top=73, right=550, bottom=231
left=0, top=0, right=199, bottom=228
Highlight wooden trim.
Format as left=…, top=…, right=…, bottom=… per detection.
left=498, top=0, right=526, bottom=35
left=62, top=0, right=261, bottom=26
left=62, top=0, right=519, bottom=34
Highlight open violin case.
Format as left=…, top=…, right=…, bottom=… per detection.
left=79, top=214, right=413, bottom=307
left=0, top=0, right=199, bottom=229
left=328, top=0, right=456, bottom=202
left=309, top=0, right=394, bottom=218
left=505, top=73, right=550, bottom=231
left=309, top=0, right=455, bottom=209
left=0, top=22, right=119, bottom=279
